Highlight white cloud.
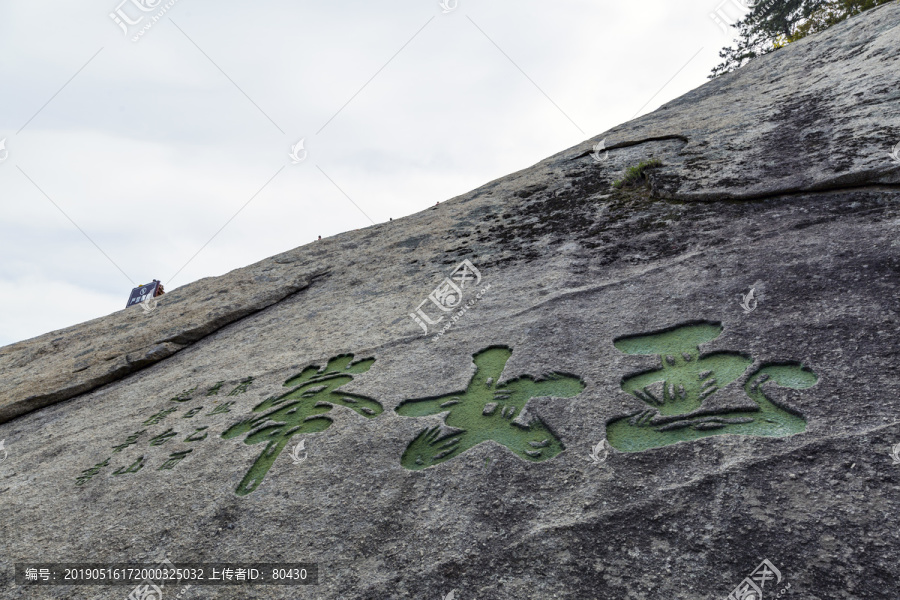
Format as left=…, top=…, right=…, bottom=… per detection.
left=0, top=275, right=124, bottom=345
left=0, top=0, right=740, bottom=346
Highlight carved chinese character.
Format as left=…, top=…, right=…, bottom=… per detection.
left=606, top=322, right=818, bottom=452
left=75, top=457, right=110, bottom=486
left=208, top=402, right=235, bottom=415
left=184, top=426, right=209, bottom=442
left=169, top=387, right=197, bottom=402
left=148, top=429, right=177, bottom=446
left=395, top=346, right=584, bottom=469
left=182, top=407, right=203, bottom=419
left=111, top=430, right=145, bottom=452
left=112, top=456, right=145, bottom=475
left=143, top=408, right=177, bottom=426
left=158, top=449, right=193, bottom=470
left=227, top=377, right=254, bottom=396
left=222, top=354, right=382, bottom=495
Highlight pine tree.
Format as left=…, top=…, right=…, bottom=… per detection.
left=710, top=0, right=893, bottom=78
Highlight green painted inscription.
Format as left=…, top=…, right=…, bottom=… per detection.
left=143, top=408, right=177, bottom=426
left=169, top=387, right=197, bottom=402
left=76, top=375, right=256, bottom=488
left=112, top=456, right=145, bottom=475
left=606, top=322, right=818, bottom=452
left=159, top=450, right=193, bottom=470
left=112, top=430, right=145, bottom=453
left=75, top=458, right=110, bottom=486
left=222, top=355, right=382, bottom=496
left=227, top=377, right=254, bottom=396
left=395, top=346, right=585, bottom=470
left=208, top=402, right=235, bottom=415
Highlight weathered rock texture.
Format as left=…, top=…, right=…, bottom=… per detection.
left=1, top=4, right=899, bottom=599
left=0, top=265, right=330, bottom=424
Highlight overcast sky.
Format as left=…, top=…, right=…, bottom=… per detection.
left=0, top=0, right=751, bottom=347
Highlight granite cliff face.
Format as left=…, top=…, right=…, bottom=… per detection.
left=1, top=4, right=899, bottom=599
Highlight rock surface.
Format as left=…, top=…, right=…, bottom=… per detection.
left=0, top=264, right=330, bottom=424
left=1, top=4, right=899, bottom=599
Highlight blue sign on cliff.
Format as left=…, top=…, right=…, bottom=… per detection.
left=126, top=280, right=163, bottom=308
